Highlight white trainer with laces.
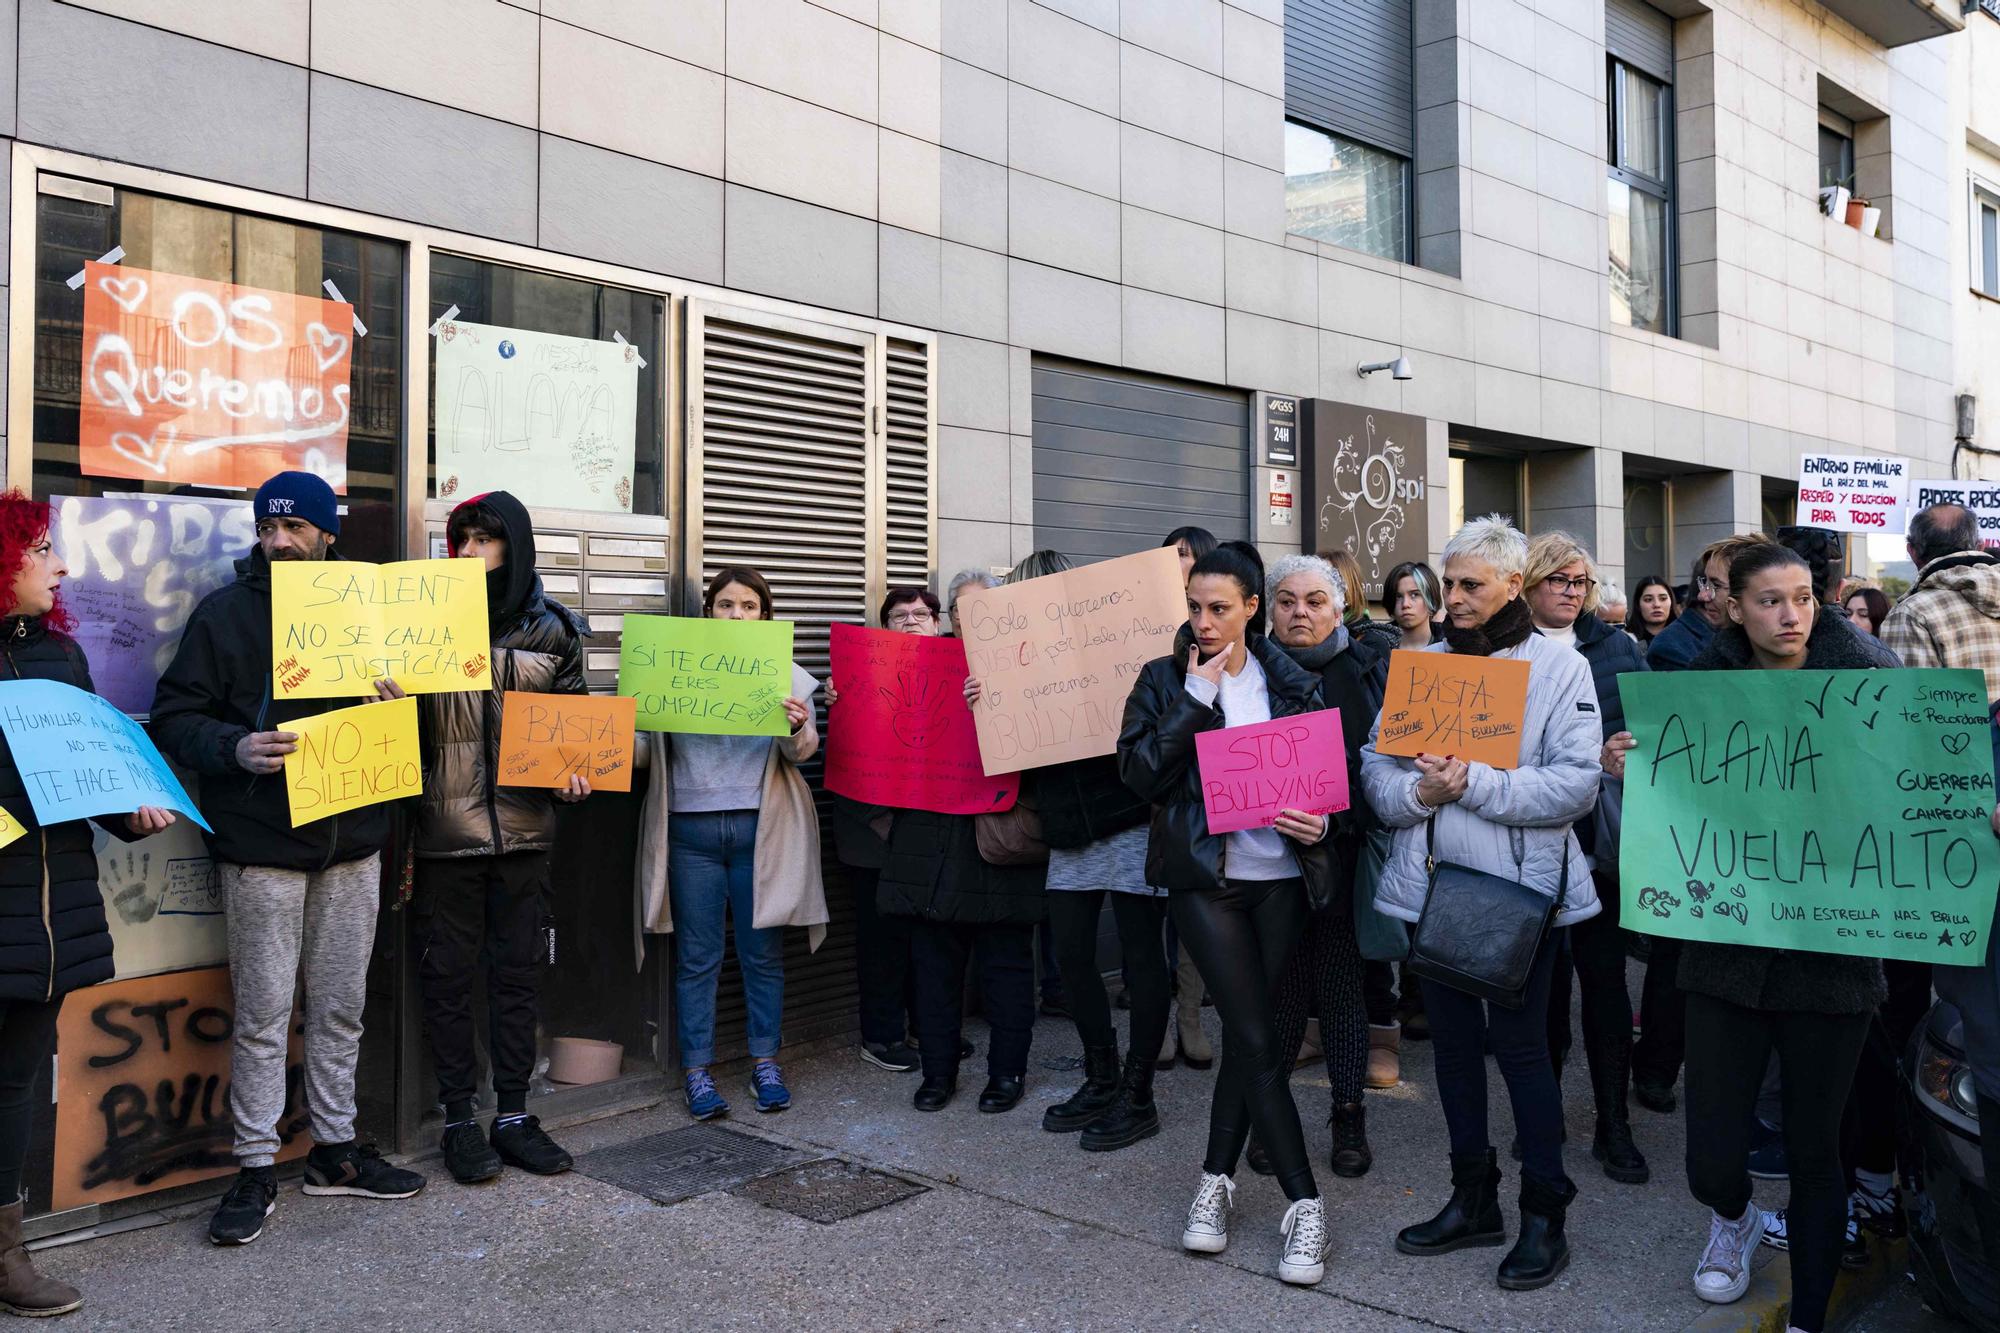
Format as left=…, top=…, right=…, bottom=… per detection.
left=1694, top=1208, right=1761, bottom=1303
left=1182, top=1172, right=1235, bottom=1254
left=1278, top=1197, right=1329, bottom=1285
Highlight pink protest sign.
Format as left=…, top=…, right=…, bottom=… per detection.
left=1195, top=708, right=1350, bottom=835
left=825, top=624, right=1019, bottom=816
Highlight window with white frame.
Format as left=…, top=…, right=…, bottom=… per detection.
left=1975, top=180, right=2000, bottom=299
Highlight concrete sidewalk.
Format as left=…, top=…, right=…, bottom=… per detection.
left=38, top=1003, right=1829, bottom=1333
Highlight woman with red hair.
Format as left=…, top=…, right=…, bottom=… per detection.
left=0, top=491, right=175, bottom=1317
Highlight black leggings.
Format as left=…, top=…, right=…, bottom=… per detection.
left=1840, top=960, right=1932, bottom=1178
left=1048, top=891, right=1169, bottom=1063
left=1684, top=994, right=1869, bottom=1333
left=1548, top=872, right=1636, bottom=1101
left=1170, top=877, right=1315, bottom=1202
left=0, top=997, right=61, bottom=1203
left=1272, top=902, right=1368, bottom=1107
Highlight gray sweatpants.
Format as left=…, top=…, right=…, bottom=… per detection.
left=220, top=855, right=380, bottom=1167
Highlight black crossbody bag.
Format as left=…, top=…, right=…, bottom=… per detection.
left=1403, top=814, right=1567, bottom=1010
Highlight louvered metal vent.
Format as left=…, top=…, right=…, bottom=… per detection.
left=883, top=337, right=935, bottom=595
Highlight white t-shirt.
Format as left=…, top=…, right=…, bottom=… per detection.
left=1184, top=652, right=1300, bottom=881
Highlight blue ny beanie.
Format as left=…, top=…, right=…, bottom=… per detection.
left=254, top=471, right=339, bottom=535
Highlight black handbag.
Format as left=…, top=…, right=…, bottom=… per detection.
left=1404, top=814, right=1567, bottom=1010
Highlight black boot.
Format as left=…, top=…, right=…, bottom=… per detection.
left=1043, top=1045, right=1121, bottom=1133
left=1395, top=1149, right=1505, bottom=1255
left=1081, top=1049, right=1161, bottom=1152
left=1329, top=1103, right=1372, bottom=1178
left=1245, top=1135, right=1274, bottom=1176
left=1587, top=1030, right=1649, bottom=1184
left=1497, top=1175, right=1575, bottom=1290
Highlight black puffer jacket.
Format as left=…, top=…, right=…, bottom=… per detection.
left=875, top=810, right=1046, bottom=925
left=1025, top=754, right=1148, bottom=851
left=1572, top=611, right=1647, bottom=739
left=416, top=493, right=588, bottom=858
left=1676, top=609, right=1890, bottom=1015
left=1571, top=611, right=1647, bottom=862
left=151, top=548, right=391, bottom=871
left=1118, top=627, right=1333, bottom=895
left=0, top=618, right=136, bottom=1001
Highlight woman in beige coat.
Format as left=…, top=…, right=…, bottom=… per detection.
left=635, top=567, right=825, bottom=1121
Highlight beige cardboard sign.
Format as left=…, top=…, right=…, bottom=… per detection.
left=957, top=546, right=1187, bottom=775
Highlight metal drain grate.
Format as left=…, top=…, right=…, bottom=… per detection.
left=733, top=1158, right=930, bottom=1224
left=572, top=1123, right=810, bottom=1205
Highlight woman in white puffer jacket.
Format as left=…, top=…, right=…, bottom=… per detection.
left=1360, top=515, right=1601, bottom=1293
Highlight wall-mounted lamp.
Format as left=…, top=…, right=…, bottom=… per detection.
left=1357, top=355, right=1414, bottom=381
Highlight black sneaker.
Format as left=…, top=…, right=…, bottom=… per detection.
left=440, top=1120, right=502, bottom=1184
left=490, top=1116, right=573, bottom=1175
left=861, top=1042, right=921, bottom=1073
left=208, top=1167, right=278, bottom=1245
left=302, top=1142, right=427, bottom=1199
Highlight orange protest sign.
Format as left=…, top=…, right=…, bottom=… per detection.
left=498, top=692, right=636, bottom=792
left=1374, top=649, right=1531, bottom=769
left=51, top=966, right=307, bottom=1211
left=78, top=261, right=354, bottom=489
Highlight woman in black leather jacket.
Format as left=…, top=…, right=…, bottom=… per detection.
left=1117, top=544, right=1336, bottom=1287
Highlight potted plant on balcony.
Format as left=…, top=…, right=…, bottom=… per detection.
left=1846, top=194, right=1869, bottom=229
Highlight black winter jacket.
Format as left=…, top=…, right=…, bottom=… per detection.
left=0, top=619, right=138, bottom=1001
left=875, top=809, right=1046, bottom=926
left=1118, top=628, right=1333, bottom=895
left=1570, top=611, right=1647, bottom=860
left=150, top=548, right=392, bottom=872
left=1025, top=754, right=1149, bottom=851
left=1675, top=610, right=1890, bottom=1016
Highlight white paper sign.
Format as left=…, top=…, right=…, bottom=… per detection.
left=1796, top=454, right=1909, bottom=534
left=1909, top=478, right=2000, bottom=548
left=92, top=800, right=226, bottom=980
left=434, top=321, right=640, bottom=512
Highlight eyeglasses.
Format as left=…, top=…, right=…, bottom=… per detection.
left=886, top=609, right=936, bottom=627
left=1694, top=576, right=1722, bottom=595
left=1543, top=575, right=1597, bottom=594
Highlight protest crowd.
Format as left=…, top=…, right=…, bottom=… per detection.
left=5, top=462, right=2000, bottom=1333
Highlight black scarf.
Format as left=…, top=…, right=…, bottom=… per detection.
left=1281, top=624, right=1351, bottom=673
left=1440, top=594, right=1534, bottom=657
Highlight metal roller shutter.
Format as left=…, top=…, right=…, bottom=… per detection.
left=1284, top=0, right=1415, bottom=158
left=685, top=302, right=933, bottom=1057
left=1031, top=359, right=1250, bottom=564
left=1606, top=0, right=1674, bottom=84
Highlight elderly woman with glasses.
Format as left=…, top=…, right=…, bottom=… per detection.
left=1521, top=533, right=1653, bottom=1188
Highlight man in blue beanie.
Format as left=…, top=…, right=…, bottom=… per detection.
left=152, top=470, right=427, bottom=1246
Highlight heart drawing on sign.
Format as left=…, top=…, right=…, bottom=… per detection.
left=305, top=323, right=349, bottom=373
left=1964, top=931, right=1979, bottom=947
left=109, top=425, right=176, bottom=475
left=97, top=274, right=148, bottom=313
left=1943, top=732, right=1970, bottom=756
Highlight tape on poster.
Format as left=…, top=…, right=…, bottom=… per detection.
left=65, top=246, right=124, bottom=290
left=321, top=279, right=368, bottom=337
left=612, top=331, right=648, bottom=369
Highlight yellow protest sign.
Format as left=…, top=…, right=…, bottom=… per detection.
left=271, top=559, right=490, bottom=699
left=0, top=806, right=23, bottom=850
left=285, top=697, right=421, bottom=826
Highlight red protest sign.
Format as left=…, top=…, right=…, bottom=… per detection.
left=825, top=624, right=1019, bottom=816
left=79, top=262, right=354, bottom=489
left=1194, top=708, right=1350, bottom=835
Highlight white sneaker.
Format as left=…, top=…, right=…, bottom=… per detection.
left=1278, top=1196, right=1329, bottom=1285
left=1694, top=1208, right=1761, bottom=1304
left=1182, top=1171, right=1234, bottom=1254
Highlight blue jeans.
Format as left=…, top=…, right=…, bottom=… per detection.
left=668, top=810, right=783, bottom=1068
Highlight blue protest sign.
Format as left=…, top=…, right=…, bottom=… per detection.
left=0, top=680, right=211, bottom=832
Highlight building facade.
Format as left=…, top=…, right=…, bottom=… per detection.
left=5, top=0, right=1988, bottom=1229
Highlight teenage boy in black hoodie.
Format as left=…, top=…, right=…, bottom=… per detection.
left=416, top=491, right=591, bottom=1184
left=152, top=471, right=427, bottom=1247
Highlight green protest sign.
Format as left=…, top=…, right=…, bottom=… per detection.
left=1619, top=668, right=1998, bottom=964
left=617, top=614, right=795, bottom=736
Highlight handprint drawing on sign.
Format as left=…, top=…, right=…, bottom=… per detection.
left=881, top=670, right=952, bottom=750
left=100, top=849, right=159, bottom=926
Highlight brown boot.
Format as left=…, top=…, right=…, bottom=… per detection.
left=1175, top=953, right=1213, bottom=1069
left=0, top=1200, right=82, bottom=1317
left=1366, top=1023, right=1402, bottom=1089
